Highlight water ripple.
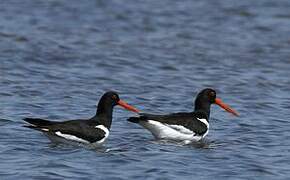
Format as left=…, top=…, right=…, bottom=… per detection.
left=1, top=0, right=290, bottom=179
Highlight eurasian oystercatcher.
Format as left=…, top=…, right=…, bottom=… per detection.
left=24, top=91, right=139, bottom=146
left=128, top=88, right=238, bottom=143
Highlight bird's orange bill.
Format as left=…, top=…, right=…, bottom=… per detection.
left=118, top=100, right=140, bottom=113
left=215, top=98, right=239, bottom=116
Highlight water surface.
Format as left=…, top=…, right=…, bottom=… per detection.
left=1, top=0, right=290, bottom=179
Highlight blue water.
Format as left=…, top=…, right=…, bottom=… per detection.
left=1, top=0, right=290, bottom=179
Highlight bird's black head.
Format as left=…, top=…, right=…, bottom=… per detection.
left=196, top=88, right=217, bottom=104
left=93, top=91, right=139, bottom=129
left=97, top=91, right=139, bottom=114
left=194, top=88, right=239, bottom=117
left=102, top=91, right=120, bottom=106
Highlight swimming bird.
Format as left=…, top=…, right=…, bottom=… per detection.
left=24, top=91, right=139, bottom=146
left=128, top=88, right=238, bottom=143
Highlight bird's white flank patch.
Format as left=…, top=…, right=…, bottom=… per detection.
left=139, top=118, right=211, bottom=142
left=197, top=118, right=209, bottom=128
left=140, top=120, right=202, bottom=141
left=165, top=124, right=193, bottom=134
left=55, top=131, right=89, bottom=144
left=94, top=125, right=109, bottom=144
left=197, top=118, right=209, bottom=137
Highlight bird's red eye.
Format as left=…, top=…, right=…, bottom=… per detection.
left=209, top=91, right=215, bottom=97
left=112, top=95, right=118, bottom=100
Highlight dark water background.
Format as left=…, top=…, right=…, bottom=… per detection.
left=1, top=0, right=290, bottom=179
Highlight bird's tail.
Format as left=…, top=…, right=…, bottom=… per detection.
left=127, top=114, right=149, bottom=123
left=23, top=118, right=53, bottom=128
left=127, top=116, right=141, bottom=123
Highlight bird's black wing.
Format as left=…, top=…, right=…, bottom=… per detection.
left=23, top=118, right=105, bottom=143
